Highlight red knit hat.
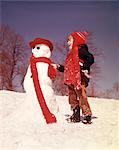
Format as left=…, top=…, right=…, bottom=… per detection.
left=70, top=31, right=89, bottom=45
left=29, top=38, right=53, bottom=51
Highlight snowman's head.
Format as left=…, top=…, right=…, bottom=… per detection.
left=32, top=44, right=51, bottom=58
left=29, top=38, right=53, bottom=58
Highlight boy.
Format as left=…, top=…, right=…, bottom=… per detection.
left=57, top=31, right=94, bottom=124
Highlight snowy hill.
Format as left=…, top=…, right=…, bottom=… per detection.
left=0, top=90, right=118, bottom=150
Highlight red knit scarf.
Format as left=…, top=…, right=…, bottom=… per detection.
left=30, top=55, right=57, bottom=124
left=64, top=46, right=80, bottom=87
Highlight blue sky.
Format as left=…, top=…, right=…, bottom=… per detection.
left=1, top=1, right=118, bottom=92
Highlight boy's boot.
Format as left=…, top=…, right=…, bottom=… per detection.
left=82, top=115, right=92, bottom=124
left=68, top=105, right=80, bottom=123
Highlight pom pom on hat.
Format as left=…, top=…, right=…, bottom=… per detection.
left=29, top=38, right=53, bottom=51
left=76, top=31, right=89, bottom=40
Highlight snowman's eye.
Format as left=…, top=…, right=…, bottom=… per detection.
left=37, top=47, right=40, bottom=50
left=33, top=46, right=35, bottom=49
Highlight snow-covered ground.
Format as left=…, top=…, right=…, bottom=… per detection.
left=0, top=90, right=118, bottom=150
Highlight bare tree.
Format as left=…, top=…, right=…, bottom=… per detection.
left=101, top=81, right=119, bottom=99
left=0, top=25, right=29, bottom=91
left=110, top=81, right=119, bottom=99
left=52, top=72, right=68, bottom=96
left=51, top=40, right=68, bottom=95
left=52, top=40, right=68, bottom=64
left=87, top=36, right=103, bottom=97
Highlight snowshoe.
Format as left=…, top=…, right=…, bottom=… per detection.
left=66, top=106, right=80, bottom=123
left=82, top=115, right=92, bottom=124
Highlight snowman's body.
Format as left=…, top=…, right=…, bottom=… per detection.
left=24, top=44, right=59, bottom=124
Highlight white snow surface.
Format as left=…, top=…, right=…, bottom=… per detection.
left=0, top=90, right=118, bottom=150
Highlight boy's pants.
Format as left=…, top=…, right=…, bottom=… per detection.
left=68, top=84, right=92, bottom=116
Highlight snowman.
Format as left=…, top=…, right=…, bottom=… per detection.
left=24, top=38, right=59, bottom=124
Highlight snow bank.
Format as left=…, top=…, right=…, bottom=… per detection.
left=0, top=90, right=118, bottom=150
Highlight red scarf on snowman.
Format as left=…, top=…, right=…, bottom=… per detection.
left=30, top=55, right=57, bottom=124
left=64, top=31, right=88, bottom=88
